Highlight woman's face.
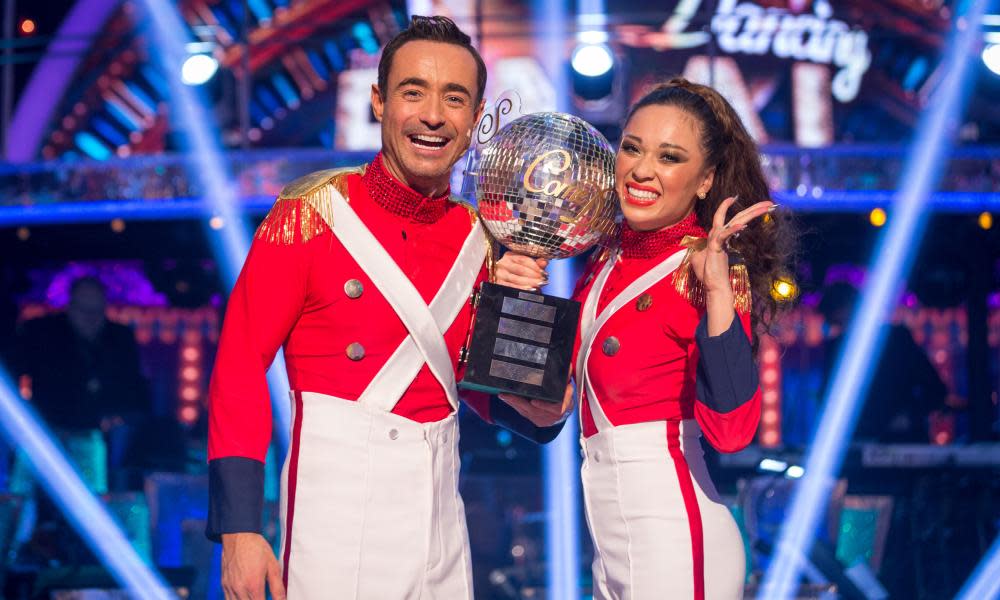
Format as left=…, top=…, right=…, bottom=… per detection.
left=615, top=104, right=715, bottom=232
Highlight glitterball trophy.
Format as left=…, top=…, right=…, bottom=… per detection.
left=458, top=111, right=619, bottom=403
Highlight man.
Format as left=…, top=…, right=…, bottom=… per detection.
left=209, top=16, right=572, bottom=600
left=17, top=276, right=150, bottom=436
left=15, top=276, right=152, bottom=562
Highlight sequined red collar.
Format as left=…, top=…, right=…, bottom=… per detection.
left=361, top=153, right=452, bottom=223
left=620, top=212, right=705, bottom=259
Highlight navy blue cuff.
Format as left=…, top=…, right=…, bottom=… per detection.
left=206, top=457, right=265, bottom=542
left=490, top=396, right=565, bottom=444
left=695, top=314, right=758, bottom=414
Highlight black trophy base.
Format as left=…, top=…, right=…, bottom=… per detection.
left=458, top=282, right=580, bottom=403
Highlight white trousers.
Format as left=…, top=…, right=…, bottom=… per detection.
left=279, top=391, right=473, bottom=599
left=582, top=420, right=746, bottom=600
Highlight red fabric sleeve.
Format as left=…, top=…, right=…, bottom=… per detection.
left=207, top=204, right=318, bottom=463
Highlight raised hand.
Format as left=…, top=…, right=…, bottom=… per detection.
left=689, top=197, right=775, bottom=293
left=688, top=197, right=776, bottom=336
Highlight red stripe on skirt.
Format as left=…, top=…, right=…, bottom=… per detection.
left=282, top=391, right=305, bottom=590
left=667, top=420, right=705, bottom=600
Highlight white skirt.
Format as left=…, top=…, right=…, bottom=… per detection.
left=279, top=391, right=473, bottom=599
left=582, top=419, right=746, bottom=600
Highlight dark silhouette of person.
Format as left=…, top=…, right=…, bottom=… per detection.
left=10, top=276, right=154, bottom=569
left=16, top=276, right=151, bottom=434
left=818, top=282, right=947, bottom=443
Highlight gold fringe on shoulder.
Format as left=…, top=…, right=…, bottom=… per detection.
left=672, top=235, right=752, bottom=313
left=254, top=198, right=323, bottom=245
left=255, top=165, right=365, bottom=245
left=672, top=247, right=705, bottom=308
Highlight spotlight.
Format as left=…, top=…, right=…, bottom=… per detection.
left=771, top=276, right=798, bottom=301
left=19, top=18, right=36, bottom=35
left=869, top=207, right=887, bottom=227
left=758, top=458, right=789, bottom=473
left=181, top=54, right=219, bottom=86
left=978, top=211, right=993, bottom=230
left=110, top=218, right=126, bottom=233
left=570, top=43, right=618, bottom=105
left=785, top=465, right=805, bottom=479
left=983, top=44, right=1000, bottom=76
left=571, top=43, right=614, bottom=77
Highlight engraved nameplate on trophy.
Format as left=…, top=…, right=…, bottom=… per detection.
left=460, top=283, right=581, bottom=401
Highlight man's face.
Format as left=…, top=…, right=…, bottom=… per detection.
left=67, top=284, right=107, bottom=341
left=372, top=40, right=484, bottom=197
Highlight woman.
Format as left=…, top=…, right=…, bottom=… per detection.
left=497, top=78, right=793, bottom=599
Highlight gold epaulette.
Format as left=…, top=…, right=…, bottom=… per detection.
left=255, top=165, right=366, bottom=245
left=672, top=235, right=752, bottom=313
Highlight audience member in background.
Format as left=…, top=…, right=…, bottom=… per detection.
left=818, top=282, right=947, bottom=443
left=11, top=276, right=153, bottom=568
left=16, top=276, right=152, bottom=481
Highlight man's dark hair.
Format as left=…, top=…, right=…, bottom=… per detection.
left=69, top=275, right=106, bottom=299
left=377, top=15, right=487, bottom=105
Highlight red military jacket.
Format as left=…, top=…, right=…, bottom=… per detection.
left=206, top=154, right=555, bottom=540
left=573, top=212, right=761, bottom=453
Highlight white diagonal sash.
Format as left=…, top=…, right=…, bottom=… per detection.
left=359, top=220, right=486, bottom=411
left=323, top=188, right=485, bottom=411
left=575, top=248, right=688, bottom=431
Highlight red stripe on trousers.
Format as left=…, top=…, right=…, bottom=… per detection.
left=282, top=391, right=305, bottom=590
left=667, top=420, right=705, bottom=600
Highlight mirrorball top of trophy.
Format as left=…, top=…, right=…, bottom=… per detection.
left=476, top=112, right=619, bottom=260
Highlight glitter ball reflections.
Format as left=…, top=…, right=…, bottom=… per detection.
left=476, top=112, right=619, bottom=259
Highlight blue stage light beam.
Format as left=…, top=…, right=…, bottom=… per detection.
left=543, top=249, right=582, bottom=600
left=760, top=2, right=990, bottom=597
left=955, top=533, right=1000, bottom=600
left=137, top=0, right=291, bottom=451
left=534, top=0, right=582, bottom=598
left=0, top=365, right=174, bottom=598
